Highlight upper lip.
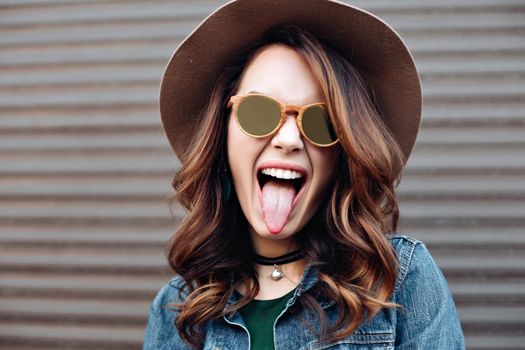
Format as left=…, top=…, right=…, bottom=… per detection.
left=257, top=161, right=307, bottom=177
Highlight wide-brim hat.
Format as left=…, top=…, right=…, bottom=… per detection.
left=160, top=0, right=421, bottom=166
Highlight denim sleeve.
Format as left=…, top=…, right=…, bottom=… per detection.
left=143, top=278, right=193, bottom=350
left=393, top=240, right=465, bottom=349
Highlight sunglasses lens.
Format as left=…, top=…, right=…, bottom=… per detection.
left=237, top=95, right=281, bottom=136
left=302, top=105, right=337, bottom=145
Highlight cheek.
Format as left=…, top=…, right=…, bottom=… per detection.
left=226, top=114, right=260, bottom=187
left=297, top=146, right=337, bottom=226
left=311, top=146, right=338, bottom=189
left=226, top=115, right=237, bottom=160
left=227, top=115, right=244, bottom=178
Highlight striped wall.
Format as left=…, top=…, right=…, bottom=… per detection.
left=0, top=1, right=524, bottom=349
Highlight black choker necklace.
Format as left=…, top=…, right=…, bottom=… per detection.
left=254, top=250, right=304, bottom=265
left=253, top=250, right=304, bottom=281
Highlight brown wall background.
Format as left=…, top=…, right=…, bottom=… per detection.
left=0, top=0, right=524, bottom=349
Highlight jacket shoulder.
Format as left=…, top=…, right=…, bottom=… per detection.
left=386, top=233, right=465, bottom=348
left=143, top=276, right=193, bottom=350
left=386, top=233, right=424, bottom=292
left=386, top=233, right=422, bottom=252
left=148, top=275, right=190, bottom=312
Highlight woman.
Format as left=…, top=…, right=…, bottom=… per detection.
left=144, top=0, right=465, bottom=349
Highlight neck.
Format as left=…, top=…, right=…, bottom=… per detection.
left=249, top=228, right=298, bottom=257
left=244, top=228, right=306, bottom=299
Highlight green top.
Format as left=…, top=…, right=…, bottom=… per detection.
left=239, top=288, right=296, bottom=350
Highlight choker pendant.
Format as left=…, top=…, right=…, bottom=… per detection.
left=270, top=264, right=285, bottom=281
left=253, top=250, right=304, bottom=281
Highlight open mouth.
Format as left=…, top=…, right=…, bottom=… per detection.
left=256, top=166, right=307, bottom=234
left=257, top=167, right=306, bottom=194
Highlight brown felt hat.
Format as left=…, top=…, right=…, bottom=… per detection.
left=160, top=0, right=421, bottom=165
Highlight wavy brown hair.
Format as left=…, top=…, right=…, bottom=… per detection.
left=167, top=25, right=405, bottom=348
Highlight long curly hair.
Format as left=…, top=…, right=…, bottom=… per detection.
left=166, top=25, right=405, bottom=348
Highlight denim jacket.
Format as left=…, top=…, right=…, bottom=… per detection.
left=144, top=235, right=465, bottom=349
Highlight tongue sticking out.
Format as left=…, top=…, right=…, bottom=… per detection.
left=261, top=179, right=296, bottom=234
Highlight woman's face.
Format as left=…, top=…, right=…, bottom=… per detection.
left=227, top=44, right=337, bottom=252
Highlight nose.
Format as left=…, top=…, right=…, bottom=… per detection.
left=271, top=112, right=304, bottom=153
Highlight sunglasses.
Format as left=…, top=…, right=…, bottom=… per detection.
left=227, top=94, right=338, bottom=147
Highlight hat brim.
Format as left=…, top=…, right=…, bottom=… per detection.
left=160, top=0, right=421, bottom=165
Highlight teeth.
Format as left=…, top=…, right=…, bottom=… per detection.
left=261, top=168, right=303, bottom=180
